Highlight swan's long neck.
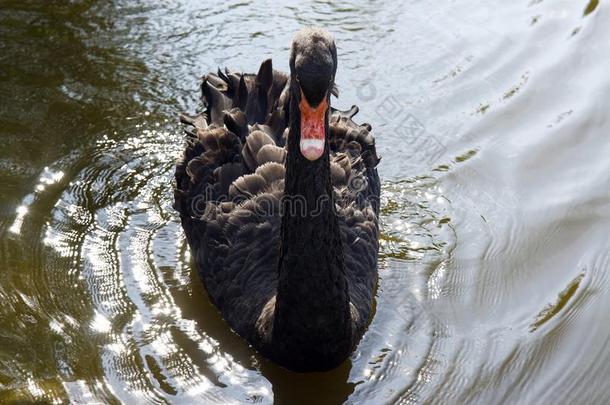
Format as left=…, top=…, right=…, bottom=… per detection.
left=271, top=81, right=352, bottom=371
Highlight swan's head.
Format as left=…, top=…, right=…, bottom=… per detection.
left=290, top=27, right=337, bottom=161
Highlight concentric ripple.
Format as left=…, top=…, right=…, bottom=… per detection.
left=0, top=115, right=455, bottom=403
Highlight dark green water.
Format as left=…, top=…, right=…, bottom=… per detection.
left=1, top=0, right=609, bottom=403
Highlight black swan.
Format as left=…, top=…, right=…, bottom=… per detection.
left=175, top=27, right=380, bottom=372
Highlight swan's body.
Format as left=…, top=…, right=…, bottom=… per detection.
left=175, top=28, right=380, bottom=371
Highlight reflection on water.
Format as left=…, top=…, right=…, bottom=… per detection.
left=1, top=0, right=610, bottom=403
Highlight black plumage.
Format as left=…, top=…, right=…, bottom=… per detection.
left=175, top=27, right=380, bottom=372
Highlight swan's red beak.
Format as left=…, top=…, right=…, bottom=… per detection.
left=299, top=90, right=328, bottom=161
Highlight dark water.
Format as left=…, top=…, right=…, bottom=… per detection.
left=1, top=0, right=609, bottom=403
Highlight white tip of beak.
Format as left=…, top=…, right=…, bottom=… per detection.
left=299, top=139, right=325, bottom=161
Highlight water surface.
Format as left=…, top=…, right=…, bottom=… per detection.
left=1, top=0, right=609, bottom=403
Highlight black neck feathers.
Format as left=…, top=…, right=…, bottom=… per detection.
left=271, top=80, right=352, bottom=372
